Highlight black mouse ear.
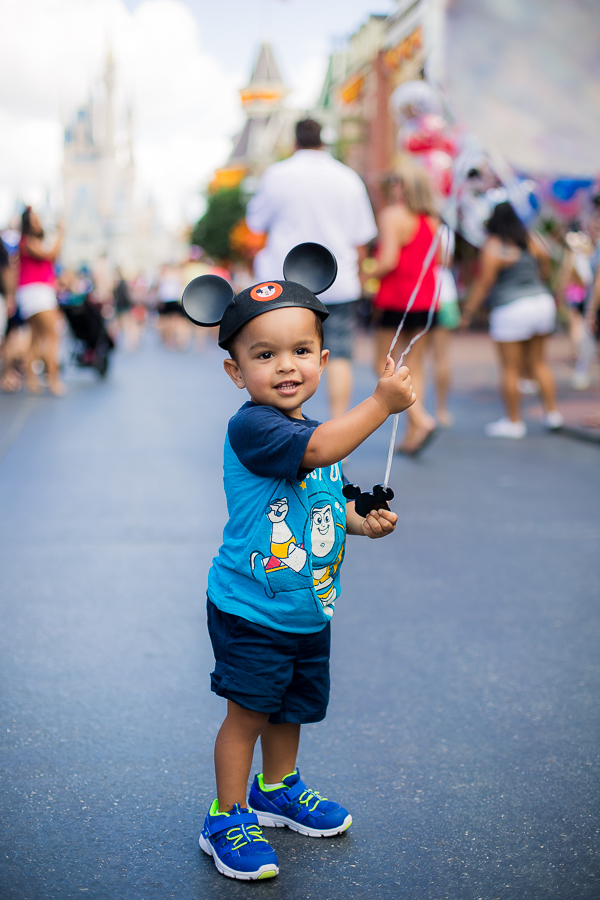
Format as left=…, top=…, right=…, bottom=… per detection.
left=283, top=242, right=337, bottom=295
left=342, top=483, right=361, bottom=501
left=373, top=484, right=395, bottom=503
left=181, top=275, right=235, bottom=326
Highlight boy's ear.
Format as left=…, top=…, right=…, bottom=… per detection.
left=319, top=347, right=329, bottom=372
left=283, top=243, right=337, bottom=295
left=223, top=357, right=245, bottom=389
left=182, top=274, right=235, bottom=326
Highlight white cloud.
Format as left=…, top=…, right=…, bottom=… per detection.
left=287, top=55, right=329, bottom=112
left=285, top=31, right=330, bottom=112
left=1, top=0, right=243, bottom=227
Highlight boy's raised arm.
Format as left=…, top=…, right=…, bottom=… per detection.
left=301, top=358, right=416, bottom=469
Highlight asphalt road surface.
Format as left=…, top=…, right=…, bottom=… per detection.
left=1, top=337, right=599, bottom=900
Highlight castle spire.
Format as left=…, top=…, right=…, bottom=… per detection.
left=250, top=42, right=283, bottom=85
left=239, top=41, right=287, bottom=115
left=211, top=40, right=293, bottom=190
left=103, top=48, right=116, bottom=153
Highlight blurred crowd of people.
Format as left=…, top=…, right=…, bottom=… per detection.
left=245, top=118, right=600, bottom=446
left=1, top=125, right=599, bottom=440
left=0, top=209, right=240, bottom=394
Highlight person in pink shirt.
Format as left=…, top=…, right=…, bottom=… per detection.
left=370, top=165, right=440, bottom=454
left=18, top=206, right=65, bottom=395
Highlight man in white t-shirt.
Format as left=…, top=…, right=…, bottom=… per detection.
left=247, top=119, right=377, bottom=417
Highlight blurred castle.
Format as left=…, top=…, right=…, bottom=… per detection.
left=62, top=52, right=180, bottom=274
left=210, top=42, right=296, bottom=192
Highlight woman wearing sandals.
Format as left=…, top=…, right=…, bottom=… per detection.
left=371, top=163, right=440, bottom=455
left=17, top=206, right=65, bottom=396
left=461, top=201, right=563, bottom=439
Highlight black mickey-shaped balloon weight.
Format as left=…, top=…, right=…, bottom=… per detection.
left=342, top=483, right=394, bottom=518
left=181, top=242, right=337, bottom=349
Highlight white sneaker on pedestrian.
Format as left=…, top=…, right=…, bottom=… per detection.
left=544, top=410, right=564, bottom=430
left=484, top=418, right=527, bottom=439
left=571, top=372, right=591, bottom=390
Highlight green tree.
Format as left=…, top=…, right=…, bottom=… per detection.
left=191, top=187, right=247, bottom=261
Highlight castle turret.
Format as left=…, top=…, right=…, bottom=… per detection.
left=239, top=43, right=287, bottom=116
left=210, top=42, right=295, bottom=192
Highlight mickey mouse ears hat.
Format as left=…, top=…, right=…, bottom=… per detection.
left=181, top=242, right=337, bottom=349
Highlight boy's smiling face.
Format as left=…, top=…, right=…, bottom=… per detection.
left=223, top=306, right=328, bottom=419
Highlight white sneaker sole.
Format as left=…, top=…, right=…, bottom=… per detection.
left=255, top=811, right=352, bottom=837
left=198, top=833, right=278, bottom=880
left=484, top=425, right=526, bottom=439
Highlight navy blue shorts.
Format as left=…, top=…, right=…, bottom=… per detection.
left=207, top=598, right=331, bottom=724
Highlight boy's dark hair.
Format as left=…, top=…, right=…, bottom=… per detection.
left=295, top=119, right=322, bottom=149
left=224, top=311, right=324, bottom=362
left=485, top=201, right=529, bottom=250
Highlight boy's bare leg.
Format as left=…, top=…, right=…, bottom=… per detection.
left=214, top=700, right=269, bottom=812
left=260, top=722, right=301, bottom=784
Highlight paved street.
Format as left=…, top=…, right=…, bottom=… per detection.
left=1, top=334, right=599, bottom=900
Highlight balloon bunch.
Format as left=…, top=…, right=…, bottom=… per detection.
left=389, top=80, right=460, bottom=201
left=389, top=81, right=550, bottom=245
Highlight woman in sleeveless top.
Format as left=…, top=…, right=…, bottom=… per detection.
left=17, top=206, right=65, bottom=395
left=461, top=202, right=562, bottom=438
left=371, top=164, right=440, bottom=454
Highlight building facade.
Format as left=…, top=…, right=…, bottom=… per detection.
left=316, top=0, right=426, bottom=213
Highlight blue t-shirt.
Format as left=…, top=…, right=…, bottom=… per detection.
left=207, top=401, right=347, bottom=634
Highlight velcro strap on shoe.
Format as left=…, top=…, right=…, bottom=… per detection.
left=206, top=811, right=258, bottom=836
left=281, top=780, right=308, bottom=802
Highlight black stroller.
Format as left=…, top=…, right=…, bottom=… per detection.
left=58, top=291, right=115, bottom=378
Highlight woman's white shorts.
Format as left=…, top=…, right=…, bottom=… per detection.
left=489, top=293, right=556, bottom=343
left=17, top=283, right=57, bottom=320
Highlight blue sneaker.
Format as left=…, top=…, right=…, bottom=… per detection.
left=248, top=769, right=352, bottom=837
left=199, top=800, right=279, bottom=880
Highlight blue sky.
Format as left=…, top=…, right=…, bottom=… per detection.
left=122, top=0, right=396, bottom=88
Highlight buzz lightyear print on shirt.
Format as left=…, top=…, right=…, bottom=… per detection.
left=249, top=468, right=346, bottom=617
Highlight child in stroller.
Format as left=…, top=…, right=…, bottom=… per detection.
left=57, top=270, right=114, bottom=377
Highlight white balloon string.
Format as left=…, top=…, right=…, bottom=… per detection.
left=383, top=412, right=400, bottom=490
left=382, top=223, right=453, bottom=488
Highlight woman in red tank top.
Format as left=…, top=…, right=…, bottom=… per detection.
left=370, top=165, right=440, bottom=454
left=18, top=206, right=65, bottom=395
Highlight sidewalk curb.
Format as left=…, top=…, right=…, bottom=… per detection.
left=560, top=426, right=600, bottom=446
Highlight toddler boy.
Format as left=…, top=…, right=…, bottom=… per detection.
left=194, top=266, right=415, bottom=880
